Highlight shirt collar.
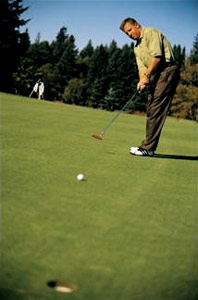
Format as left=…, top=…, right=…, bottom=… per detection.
left=135, top=27, right=145, bottom=47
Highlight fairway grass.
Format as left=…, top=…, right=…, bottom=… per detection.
left=1, top=93, right=198, bottom=299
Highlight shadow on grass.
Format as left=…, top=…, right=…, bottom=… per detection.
left=153, top=153, right=198, bottom=161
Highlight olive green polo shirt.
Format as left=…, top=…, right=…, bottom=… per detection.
left=134, top=27, right=175, bottom=71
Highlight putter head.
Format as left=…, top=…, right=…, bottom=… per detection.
left=92, top=133, right=103, bottom=140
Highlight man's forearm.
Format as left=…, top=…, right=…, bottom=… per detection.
left=137, top=57, right=161, bottom=91
left=139, top=57, right=161, bottom=79
left=145, top=57, right=161, bottom=76
left=139, top=68, right=147, bottom=80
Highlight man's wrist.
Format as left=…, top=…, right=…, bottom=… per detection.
left=144, top=72, right=151, bottom=79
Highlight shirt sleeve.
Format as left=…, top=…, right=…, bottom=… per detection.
left=146, top=28, right=163, bottom=57
left=135, top=54, right=146, bottom=71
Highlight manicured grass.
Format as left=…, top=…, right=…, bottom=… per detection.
left=1, top=93, right=197, bottom=299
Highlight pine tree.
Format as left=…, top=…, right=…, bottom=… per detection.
left=111, top=43, right=138, bottom=109
left=86, top=45, right=109, bottom=108
left=107, top=40, right=121, bottom=86
left=51, top=27, right=78, bottom=99
left=173, top=44, right=186, bottom=70
left=189, top=34, right=198, bottom=64
left=79, top=40, right=94, bottom=59
left=78, top=40, right=94, bottom=79
left=51, top=27, right=69, bottom=63
left=0, top=0, right=29, bottom=92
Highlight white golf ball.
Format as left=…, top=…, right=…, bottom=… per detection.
left=76, top=173, right=85, bottom=181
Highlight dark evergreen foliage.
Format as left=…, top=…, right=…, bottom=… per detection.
left=189, top=34, right=198, bottom=64
left=0, top=0, right=29, bottom=92
left=173, top=44, right=186, bottom=70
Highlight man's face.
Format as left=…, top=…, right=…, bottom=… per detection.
left=123, top=22, right=141, bottom=40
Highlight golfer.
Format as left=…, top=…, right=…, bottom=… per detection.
left=120, top=18, right=180, bottom=156
left=31, top=79, right=45, bottom=100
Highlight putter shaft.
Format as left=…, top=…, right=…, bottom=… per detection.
left=92, top=90, right=138, bottom=140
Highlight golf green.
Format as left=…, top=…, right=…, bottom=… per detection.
left=1, top=93, right=197, bottom=299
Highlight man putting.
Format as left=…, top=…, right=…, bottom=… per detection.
left=120, top=18, right=180, bottom=156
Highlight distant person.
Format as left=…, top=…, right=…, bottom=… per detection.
left=120, top=18, right=180, bottom=156
left=30, top=79, right=45, bottom=100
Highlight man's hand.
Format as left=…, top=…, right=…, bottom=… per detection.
left=137, top=57, right=161, bottom=91
left=137, top=76, right=149, bottom=91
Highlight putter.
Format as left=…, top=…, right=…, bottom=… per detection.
left=92, top=90, right=139, bottom=140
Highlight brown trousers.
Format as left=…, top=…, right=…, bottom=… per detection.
left=141, top=64, right=180, bottom=151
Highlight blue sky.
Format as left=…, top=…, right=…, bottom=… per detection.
left=22, top=0, right=198, bottom=55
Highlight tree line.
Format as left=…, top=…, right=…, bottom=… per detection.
left=1, top=0, right=198, bottom=120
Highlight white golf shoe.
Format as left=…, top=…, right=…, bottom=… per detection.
left=130, top=147, right=154, bottom=157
